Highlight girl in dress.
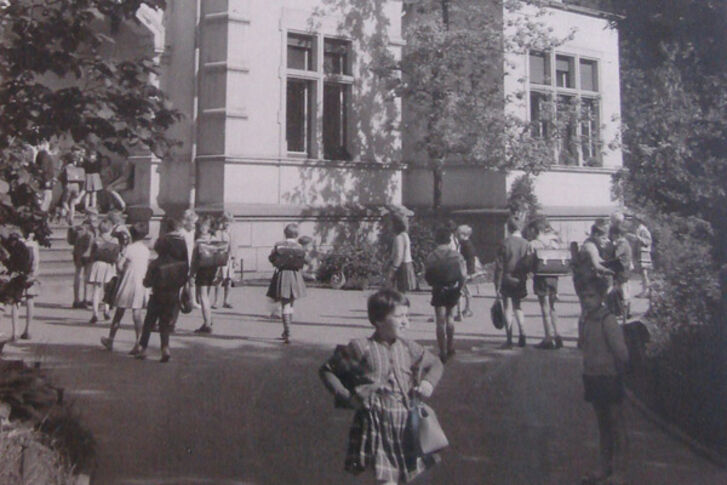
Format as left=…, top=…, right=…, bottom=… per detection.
left=389, top=215, right=416, bottom=293
left=212, top=212, right=236, bottom=309
left=320, top=289, right=444, bottom=484
left=87, top=219, right=119, bottom=324
left=81, top=150, right=103, bottom=211
left=192, top=216, right=217, bottom=334
left=266, top=223, right=307, bottom=344
left=101, top=223, right=150, bottom=354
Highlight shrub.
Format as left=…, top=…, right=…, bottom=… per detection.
left=317, top=237, right=384, bottom=288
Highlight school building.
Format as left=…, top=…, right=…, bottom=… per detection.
left=112, top=0, right=622, bottom=275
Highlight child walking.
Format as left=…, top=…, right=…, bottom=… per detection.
left=579, top=276, right=630, bottom=485
left=494, top=217, right=531, bottom=348
left=101, top=223, right=150, bottom=354
left=68, top=209, right=98, bottom=309
left=8, top=232, right=40, bottom=340
left=529, top=218, right=564, bottom=350
left=454, top=224, right=475, bottom=321
left=266, top=223, right=306, bottom=344
left=191, top=216, right=218, bottom=334
left=424, top=226, right=466, bottom=363
left=87, top=218, right=120, bottom=324
left=319, top=289, right=445, bottom=484
left=212, top=212, right=236, bottom=309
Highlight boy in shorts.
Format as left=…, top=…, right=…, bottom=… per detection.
left=494, top=217, right=531, bottom=348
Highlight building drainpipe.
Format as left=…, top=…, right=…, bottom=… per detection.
left=189, top=0, right=202, bottom=208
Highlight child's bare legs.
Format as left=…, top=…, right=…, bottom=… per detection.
left=211, top=284, right=220, bottom=308
left=537, top=294, right=553, bottom=343
left=435, top=306, right=448, bottom=359
left=73, top=264, right=84, bottom=306
left=20, top=298, right=32, bottom=339
left=640, top=268, right=650, bottom=296
left=130, top=309, right=143, bottom=353
left=102, top=308, right=125, bottom=350
left=593, top=401, right=627, bottom=482
left=10, top=303, right=18, bottom=341
left=281, top=299, right=293, bottom=343
left=198, top=285, right=212, bottom=327
left=222, top=282, right=232, bottom=308
left=502, top=296, right=526, bottom=347
left=90, top=283, right=103, bottom=323
left=547, top=294, right=562, bottom=347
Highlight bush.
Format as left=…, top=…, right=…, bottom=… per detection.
left=317, top=237, right=384, bottom=288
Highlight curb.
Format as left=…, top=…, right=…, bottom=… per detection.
left=625, top=388, right=727, bottom=469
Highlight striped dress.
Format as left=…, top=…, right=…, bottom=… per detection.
left=320, top=337, right=443, bottom=483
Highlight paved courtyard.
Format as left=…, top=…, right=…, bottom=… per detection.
left=1, top=278, right=725, bottom=484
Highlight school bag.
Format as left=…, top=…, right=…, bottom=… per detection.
left=424, top=249, right=463, bottom=287
left=144, top=257, right=188, bottom=291
left=93, top=239, right=121, bottom=264
left=533, top=248, right=571, bottom=276
left=196, top=241, right=229, bottom=269
left=270, top=243, right=306, bottom=270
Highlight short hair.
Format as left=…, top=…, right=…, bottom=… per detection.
left=609, top=224, right=624, bottom=238
left=581, top=276, right=609, bottom=296
left=129, top=223, right=148, bottom=242
left=98, top=219, right=113, bottom=234
left=591, top=222, right=606, bottom=236
left=197, top=216, right=212, bottom=232
left=457, top=224, right=472, bottom=239
left=367, top=288, right=410, bottom=325
left=182, top=209, right=198, bottom=224
left=435, top=226, right=453, bottom=245
left=506, top=216, right=522, bottom=233
left=284, top=223, right=299, bottom=239
left=165, top=217, right=180, bottom=232
left=298, top=235, right=313, bottom=246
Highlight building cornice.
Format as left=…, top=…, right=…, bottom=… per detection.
left=541, top=1, right=623, bottom=21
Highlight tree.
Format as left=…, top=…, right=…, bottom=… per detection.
left=0, top=0, right=181, bottom=304
left=608, top=0, right=727, bottom=329
left=401, top=0, right=564, bottom=210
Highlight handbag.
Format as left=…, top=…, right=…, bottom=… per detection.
left=179, top=284, right=194, bottom=314
left=490, top=298, right=505, bottom=330
left=103, top=276, right=118, bottom=306
left=407, top=397, right=449, bottom=455
left=196, top=241, right=229, bottom=269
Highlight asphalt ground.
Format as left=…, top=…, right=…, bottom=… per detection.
left=1, top=278, right=725, bottom=484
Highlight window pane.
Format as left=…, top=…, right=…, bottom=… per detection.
left=287, top=34, right=314, bottom=70
left=529, top=52, right=550, bottom=85
left=323, top=83, right=350, bottom=160
left=555, top=55, right=574, bottom=88
left=287, top=80, right=310, bottom=153
left=324, top=39, right=350, bottom=75
left=557, top=95, right=577, bottom=165
left=530, top=91, right=550, bottom=137
left=581, top=98, right=601, bottom=165
left=580, top=59, right=598, bottom=91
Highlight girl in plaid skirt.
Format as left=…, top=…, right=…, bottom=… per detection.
left=320, top=289, right=444, bottom=484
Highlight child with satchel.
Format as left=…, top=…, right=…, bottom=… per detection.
left=319, top=289, right=445, bottom=485
left=68, top=209, right=98, bottom=309
left=424, top=226, right=466, bottom=363
left=136, top=218, right=189, bottom=363
left=494, top=217, right=531, bottom=348
left=212, top=212, right=236, bottom=309
left=266, top=223, right=306, bottom=344
left=191, top=216, right=225, bottom=334
left=101, top=223, right=150, bottom=354
left=579, top=276, right=630, bottom=485
left=87, top=218, right=120, bottom=324
left=59, top=148, right=86, bottom=224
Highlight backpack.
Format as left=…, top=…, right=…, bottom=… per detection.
left=425, top=249, right=463, bottom=287
left=144, top=257, right=188, bottom=290
left=533, top=248, right=571, bottom=276
left=196, top=241, right=229, bottom=269
left=270, top=244, right=306, bottom=270
left=93, top=240, right=121, bottom=264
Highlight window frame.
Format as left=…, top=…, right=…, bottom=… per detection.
left=284, top=30, right=354, bottom=160
left=527, top=50, right=603, bottom=167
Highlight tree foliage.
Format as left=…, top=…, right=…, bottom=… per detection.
left=401, top=0, right=564, bottom=209
left=0, top=0, right=181, bottom=304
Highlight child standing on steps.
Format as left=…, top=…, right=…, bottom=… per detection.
left=319, top=289, right=444, bottom=484
left=87, top=218, right=120, bottom=324
left=266, top=223, right=306, bottom=344
left=579, top=276, right=630, bottom=485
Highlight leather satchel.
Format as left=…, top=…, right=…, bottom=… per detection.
left=407, top=397, right=449, bottom=455
left=490, top=298, right=505, bottom=330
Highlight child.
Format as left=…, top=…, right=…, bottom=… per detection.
left=634, top=218, right=652, bottom=298
left=101, top=223, right=150, bottom=354
left=191, top=216, right=218, bottom=334
left=389, top=214, right=416, bottom=294
left=266, top=223, right=307, bottom=344
left=494, top=217, right=531, bottom=348
left=137, top=217, right=190, bottom=362
left=425, top=226, right=466, bottom=363
left=454, top=224, right=475, bottom=321
left=607, top=224, right=633, bottom=324
left=59, top=147, right=86, bottom=224
left=529, top=219, right=564, bottom=350
left=8, top=232, right=40, bottom=340
left=80, top=150, right=103, bottom=211
left=579, top=276, right=630, bottom=485
left=212, top=212, right=236, bottom=309
left=87, top=218, right=120, bottom=324
left=69, top=209, right=98, bottom=308
left=319, top=289, right=444, bottom=484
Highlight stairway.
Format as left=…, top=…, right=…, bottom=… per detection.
left=39, top=220, right=77, bottom=284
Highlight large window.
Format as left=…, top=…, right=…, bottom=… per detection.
left=529, top=51, right=602, bottom=166
left=285, top=33, right=352, bottom=160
